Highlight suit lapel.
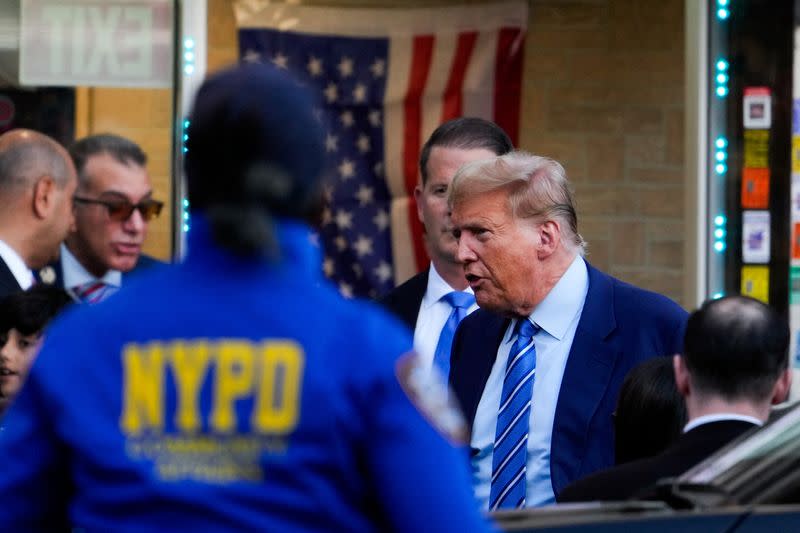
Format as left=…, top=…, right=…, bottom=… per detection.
left=397, top=270, right=428, bottom=331
left=451, top=310, right=509, bottom=428
left=550, top=264, right=619, bottom=494
left=0, top=257, right=21, bottom=296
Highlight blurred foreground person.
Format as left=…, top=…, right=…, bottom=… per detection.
left=0, top=64, right=492, bottom=532
left=0, top=286, right=72, bottom=415
left=559, top=295, right=790, bottom=502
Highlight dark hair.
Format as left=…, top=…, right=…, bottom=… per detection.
left=0, top=286, right=72, bottom=338
left=614, top=357, right=687, bottom=464
left=683, top=295, right=789, bottom=402
left=185, top=63, right=325, bottom=257
left=69, top=134, right=147, bottom=187
left=419, top=117, right=513, bottom=185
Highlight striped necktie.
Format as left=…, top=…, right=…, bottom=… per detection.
left=432, top=291, right=475, bottom=377
left=489, top=318, right=540, bottom=510
left=73, top=281, right=116, bottom=304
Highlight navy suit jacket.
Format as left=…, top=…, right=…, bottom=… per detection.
left=0, top=257, right=22, bottom=300
left=557, top=419, right=758, bottom=502
left=40, top=254, right=164, bottom=290
left=449, top=262, right=688, bottom=498
left=377, top=269, right=429, bottom=332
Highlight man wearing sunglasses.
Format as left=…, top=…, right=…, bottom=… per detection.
left=40, top=134, right=163, bottom=304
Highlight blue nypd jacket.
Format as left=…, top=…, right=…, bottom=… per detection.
left=0, top=216, right=491, bottom=533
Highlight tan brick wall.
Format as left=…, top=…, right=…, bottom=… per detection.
left=208, top=0, right=686, bottom=305
left=523, top=0, right=685, bottom=305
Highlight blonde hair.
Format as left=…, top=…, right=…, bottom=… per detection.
left=448, top=151, right=586, bottom=255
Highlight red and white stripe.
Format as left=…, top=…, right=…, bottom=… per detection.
left=385, top=25, right=526, bottom=283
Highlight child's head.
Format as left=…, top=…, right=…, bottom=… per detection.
left=0, top=286, right=72, bottom=413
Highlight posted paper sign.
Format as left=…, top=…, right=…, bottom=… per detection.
left=744, top=130, right=770, bottom=168
left=793, top=174, right=800, bottom=218
left=743, top=87, right=772, bottom=129
left=741, top=168, right=770, bottom=208
left=742, top=210, right=771, bottom=264
left=741, top=265, right=769, bottom=303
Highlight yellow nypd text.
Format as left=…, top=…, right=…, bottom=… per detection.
left=120, top=339, right=304, bottom=436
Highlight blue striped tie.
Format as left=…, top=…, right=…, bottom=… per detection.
left=432, top=291, right=475, bottom=377
left=489, top=318, right=539, bottom=510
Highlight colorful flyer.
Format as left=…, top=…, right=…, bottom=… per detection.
left=793, top=223, right=800, bottom=260
left=791, top=266, right=800, bottom=304
left=744, top=130, right=770, bottom=168
left=741, top=210, right=771, bottom=263
left=793, top=174, right=800, bottom=218
left=793, top=137, right=800, bottom=173
left=740, top=265, right=769, bottom=303
left=743, top=87, right=772, bottom=129
left=741, top=168, right=770, bottom=208
left=793, top=99, right=800, bottom=135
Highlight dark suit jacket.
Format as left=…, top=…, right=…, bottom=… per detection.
left=40, top=254, right=163, bottom=290
left=449, top=262, right=688, bottom=498
left=557, top=420, right=759, bottom=502
left=377, top=269, right=429, bottom=331
left=0, top=257, right=23, bottom=300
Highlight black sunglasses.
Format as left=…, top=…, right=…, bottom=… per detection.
left=73, top=196, right=164, bottom=222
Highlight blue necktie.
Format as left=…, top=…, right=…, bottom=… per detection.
left=489, top=318, right=540, bottom=510
left=432, top=291, right=475, bottom=377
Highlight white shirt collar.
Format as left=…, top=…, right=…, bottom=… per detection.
left=421, top=262, right=473, bottom=309
left=0, top=240, right=33, bottom=290
left=527, top=255, right=588, bottom=341
left=683, top=413, right=764, bottom=433
left=61, top=243, right=122, bottom=289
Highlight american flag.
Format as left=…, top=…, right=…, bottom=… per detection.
left=234, top=2, right=527, bottom=298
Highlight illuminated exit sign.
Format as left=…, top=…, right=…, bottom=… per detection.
left=20, top=0, right=173, bottom=87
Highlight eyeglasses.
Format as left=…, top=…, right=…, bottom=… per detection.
left=73, top=196, right=164, bottom=222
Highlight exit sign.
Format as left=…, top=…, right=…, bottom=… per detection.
left=20, top=0, right=173, bottom=88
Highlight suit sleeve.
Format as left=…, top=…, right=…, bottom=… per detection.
left=0, top=367, right=70, bottom=529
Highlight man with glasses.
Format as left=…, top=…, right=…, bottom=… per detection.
left=0, top=129, right=77, bottom=299
left=40, top=134, right=164, bottom=303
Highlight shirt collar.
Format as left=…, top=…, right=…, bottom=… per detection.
left=61, top=243, right=122, bottom=289
left=528, top=255, right=588, bottom=341
left=421, top=262, right=474, bottom=309
left=0, top=240, right=33, bottom=290
left=683, top=413, right=764, bottom=433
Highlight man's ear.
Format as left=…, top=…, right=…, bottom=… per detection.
left=674, top=354, right=691, bottom=398
left=32, top=175, right=56, bottom=219
left=771, top=367, right=793, bottom=405
left=536, top=220, right=561, bottom=259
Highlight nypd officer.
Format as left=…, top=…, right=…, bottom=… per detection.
left=0, top=64, right=493, bottom=532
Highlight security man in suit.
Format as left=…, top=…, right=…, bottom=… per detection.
left=559, top=295, right=791, bottom=502
left=448, top=151, right=688, bottom=508
left=0, top=129, right=77, bottom=298
left=39, top=134, right=164, bottom=303
left=380, top=117, right=512, bottom=378
left=0, top=63, right=493, bottom=532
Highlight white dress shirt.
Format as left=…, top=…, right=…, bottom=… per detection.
left=683, top=413, right=763, bottom=433
left=471, top=255, right=589, bottom=508
left=60, top=244, right=121, bottom=292
left=413, top=262, right=478, bottom=378
left=0, top=240, right=34, bottom=290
